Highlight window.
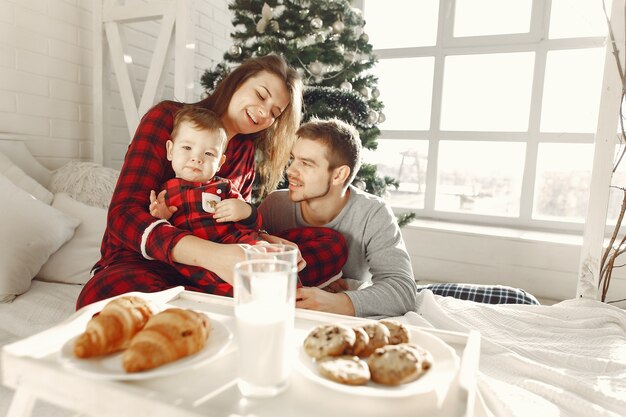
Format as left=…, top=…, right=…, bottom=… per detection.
left=361, top=0, right=615, bottom=231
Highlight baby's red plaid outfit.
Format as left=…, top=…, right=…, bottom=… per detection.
left=163, top=177, right=262, bottom=244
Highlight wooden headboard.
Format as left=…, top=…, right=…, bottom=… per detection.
left=0, top=133, right=53, bottom=188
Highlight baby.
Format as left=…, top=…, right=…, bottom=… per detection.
left=149, top=105, right=262, bottom=244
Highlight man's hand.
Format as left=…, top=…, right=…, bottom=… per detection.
left=149, top=189, right=177, bottom=220
left=296, top=287, right=355, bottom=316
left=214, top=198, right=252, bottom=223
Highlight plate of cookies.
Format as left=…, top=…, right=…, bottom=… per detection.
left=298, top=319, right=458, bottom=397
left=58, top=297, right=233, bottom=380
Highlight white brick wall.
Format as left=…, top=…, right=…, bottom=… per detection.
left=0, top=0, right=232, bottom=169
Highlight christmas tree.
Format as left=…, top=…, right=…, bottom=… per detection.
left=201, top=0, right=415, bottom=225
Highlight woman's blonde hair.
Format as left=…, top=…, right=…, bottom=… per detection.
left=197, top=55, right=303, bottom=197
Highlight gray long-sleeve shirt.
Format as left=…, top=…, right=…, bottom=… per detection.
left=258, top=186, right=417, bottom=318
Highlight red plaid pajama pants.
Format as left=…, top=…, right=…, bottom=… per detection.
left=76, top=227, right=346, bottom=309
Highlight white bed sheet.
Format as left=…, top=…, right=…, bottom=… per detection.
left=395, top=290, right=626, bottom=417
left=0, top=280, right=81, bottom=417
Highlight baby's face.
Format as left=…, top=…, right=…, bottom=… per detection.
left=166, top=121, right=225, bottom=182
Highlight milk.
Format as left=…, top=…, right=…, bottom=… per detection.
left=235, top=302, right=295, bottom=389
left=233, top=259, right=296, bottom=397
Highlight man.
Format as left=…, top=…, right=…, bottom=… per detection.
left=259, top=118, right=418, bottom=318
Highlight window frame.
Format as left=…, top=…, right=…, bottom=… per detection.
left=359, top=0, right=615, bottom=233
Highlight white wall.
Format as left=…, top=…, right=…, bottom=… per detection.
left=404, top=220, right=626, bottom=307
left=0, top=0, right=93, bottom=168
left=0, top=0, right=233, bottom=169
left=101, top=0, right=234, bottom=169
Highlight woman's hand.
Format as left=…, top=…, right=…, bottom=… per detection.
left=149, top=190, right=177, bottom=220
left=322, top=278, right=349, bottom=293
left=214, top=198, right=252, bottom=223
left=259, top=233, right=306, bottom=272
left=171, top=236, right=248, bottom=284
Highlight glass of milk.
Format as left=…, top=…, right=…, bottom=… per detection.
left=244, top=243, right=301, bottom=286
left=233, top=259, right=297, bottom=398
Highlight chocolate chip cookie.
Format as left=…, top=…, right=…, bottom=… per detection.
left=358, top=322, right=390, bottom=357
left=379, top=319, right=410, bottom=345
left=303, top=324, right=356, bottom=360
left=317, top=355, right=371, bottom=386
left=367, top=344, right=430, bottom=386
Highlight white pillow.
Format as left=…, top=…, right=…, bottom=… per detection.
left=0, top=175, right=80, bottom=302
left=50, top=161, right=119, bottom=209
left=0, top=150, right=53, bottom=204
left=37, top=193, right=106, bottom=285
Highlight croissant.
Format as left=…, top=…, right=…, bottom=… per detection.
left=122, top=308, right=211, bottom=373
left=73, top=296, right=155, bottom=358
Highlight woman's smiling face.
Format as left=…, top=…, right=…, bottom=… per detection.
left=223, top=70, right=290, bottom=137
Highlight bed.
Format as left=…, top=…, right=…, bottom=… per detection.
left=0, top=135, right=117, bottom=416
left=0, top=136, right=625, bottom=417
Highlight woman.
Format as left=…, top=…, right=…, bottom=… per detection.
left=76, top=55, right=342, bottom=309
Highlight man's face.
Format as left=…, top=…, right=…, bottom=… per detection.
left=286, top=138, right=334, bottom=202
left=166, top=121, right=225, bottom=182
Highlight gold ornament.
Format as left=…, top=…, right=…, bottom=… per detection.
left=228, top=45, right=242, bottom=57
left=332, top=21, right=345, bottom=33
left=311, top=16, right=323, bottom=30
left=308, top=61, right=323, bottom=75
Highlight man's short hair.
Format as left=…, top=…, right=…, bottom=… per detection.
left=295, top=118, right=362, bottom=186
left=171, top=105, right=228, bottom=153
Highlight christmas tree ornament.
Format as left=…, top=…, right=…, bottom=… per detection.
left=257, top=45, right=268, bottom=55
left=256, top=3, right=275, bottom=34
left=360, top=86, right=370, bottom=99
left=367, top=109, right=379, bottom=125
left=228, top=44, right=242, bottom=57
left=256, top=19, right=267, bottom=33
left=377, top=112, right=386, bottom=123
left=360, top=33, right=369, bottom=43
left=340, top=81, right=353, bottom=91
left=299, top=9, right=309, bottom=19
left=296, top=67, right=306, bottom=78
left=308, top=60, right=323, bottom=76
left=311, top=16, right=323, bottom=30
left=371, top=87, right=380, bottom=99
left=332, top=20, right=345, bottom=33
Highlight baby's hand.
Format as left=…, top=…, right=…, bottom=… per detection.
left=149, top=190, right=177, bottom=220
left=214, top=198, right=252, bottom=222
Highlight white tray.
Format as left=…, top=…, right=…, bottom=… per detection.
left=1, top=287, right=484, bottom=417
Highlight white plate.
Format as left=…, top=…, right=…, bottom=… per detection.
left=58, top=315, right=232, bottom=381
left=297, top=326, right=459, bottom=398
